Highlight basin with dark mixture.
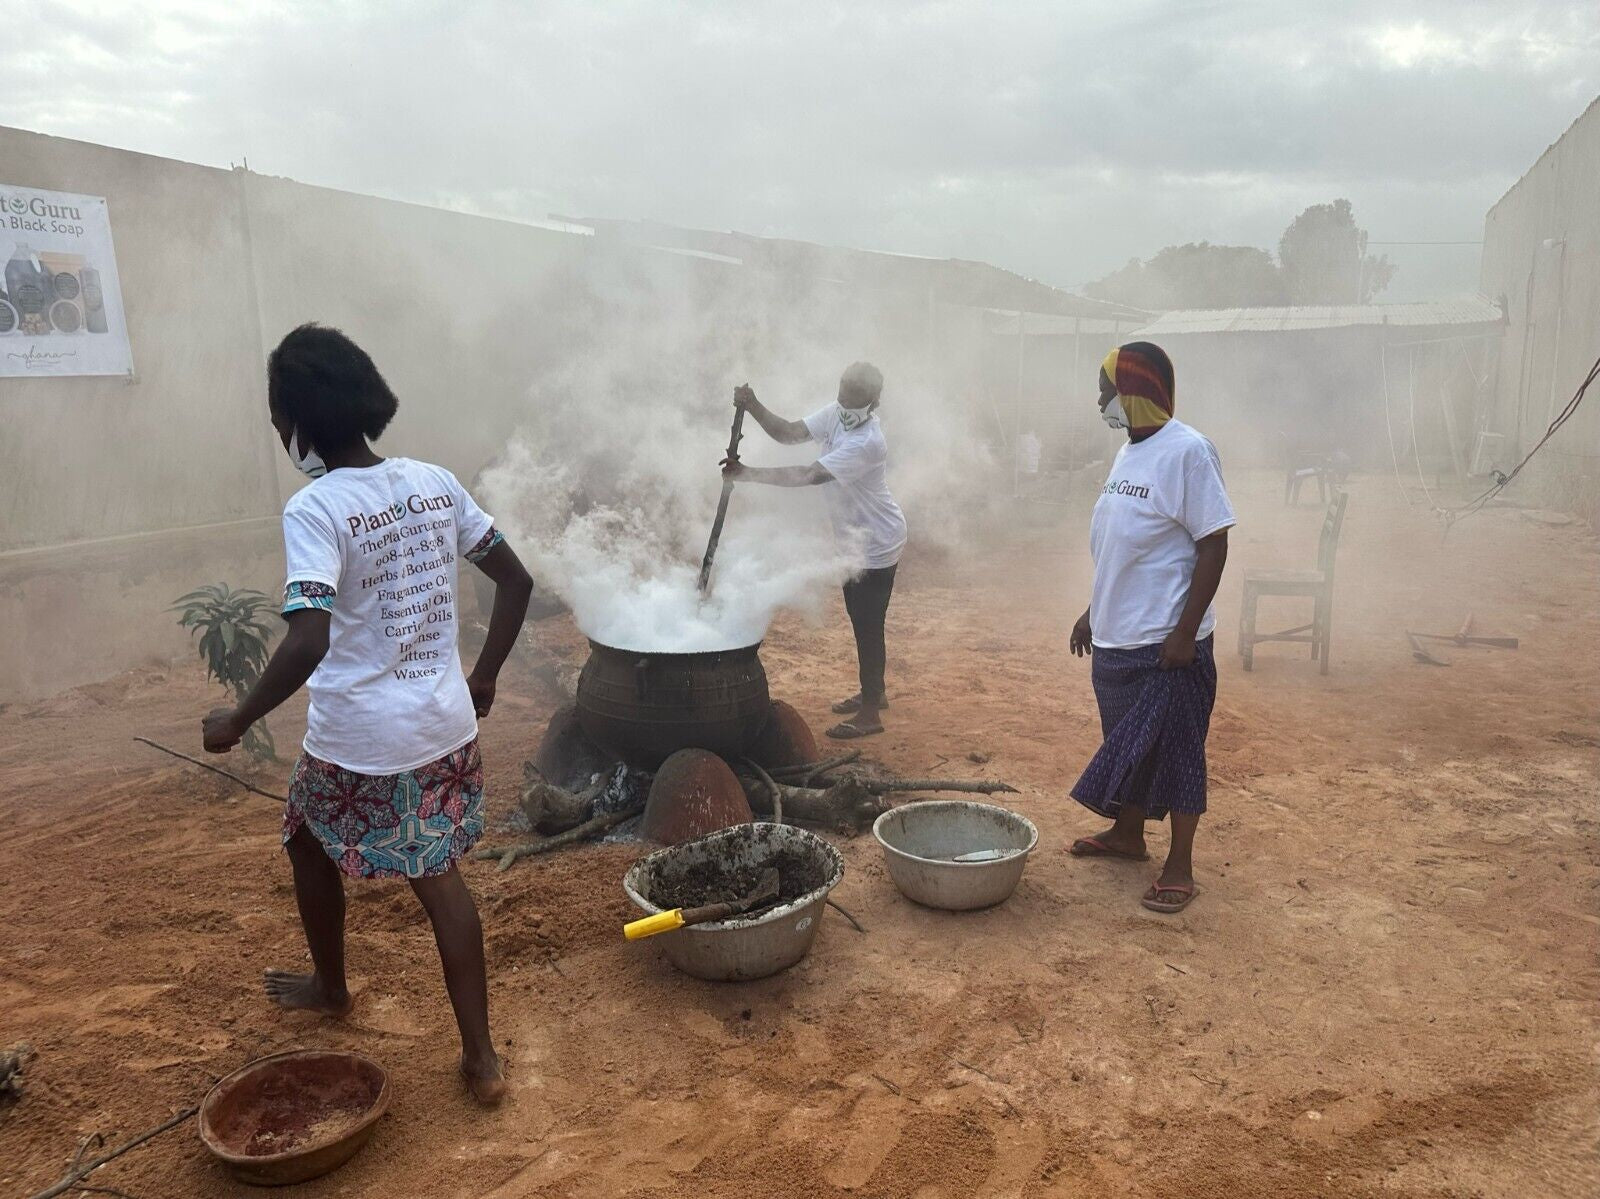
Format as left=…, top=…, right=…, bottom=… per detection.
left=624, top=823, right=844, bottom=980
left=576, top=639, right=770, bottom=770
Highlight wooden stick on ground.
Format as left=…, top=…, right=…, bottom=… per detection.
left=132, top=738, right=286, bottom=803
left=737, top=777, right=887, bottom=833
left=858, top=778, right=1018, bottom=796
left=743, top=759, right=783, bottom=826
left=473, top=803, right=645, bottom=871
left=28, top=1106, right=199, bottom=1199
left=825, top=899, right=865, bottom=933
left=766, top=750, right=861, bottom=785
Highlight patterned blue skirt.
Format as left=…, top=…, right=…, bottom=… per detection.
left=284, top=739, right=485, bottom=879
left=1071, top=636, right=1216, bottom=821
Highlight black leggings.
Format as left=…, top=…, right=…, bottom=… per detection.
left=842, top=564, right=897, bottom=704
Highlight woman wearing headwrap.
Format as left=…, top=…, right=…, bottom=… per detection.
left=1067, top=342, right=1235, bottom=914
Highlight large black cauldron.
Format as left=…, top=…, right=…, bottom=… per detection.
left=575, top=640, right=770, bottom=770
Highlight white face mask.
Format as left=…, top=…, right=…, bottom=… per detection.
left=838, top=402, right=874, bottom=431
left=289, top=428, right=328, bottom=478
left=1100, top=396, right=1129, bottom=431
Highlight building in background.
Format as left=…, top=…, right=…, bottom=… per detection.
left=1121, top=300, right=1505, bottom=492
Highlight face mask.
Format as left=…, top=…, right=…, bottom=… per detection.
left=838, top=402, right=874, bottom=431
left=1100, top=396, right=1129, bottom=431
left=289, top=427, right=328, bottom=478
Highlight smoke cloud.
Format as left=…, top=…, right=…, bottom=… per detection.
left=475, top=254, right=998, bottom=653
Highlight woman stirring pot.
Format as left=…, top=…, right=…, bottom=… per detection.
left=1067, top=342, right=1235, bottom=914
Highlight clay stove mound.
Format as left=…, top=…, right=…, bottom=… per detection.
left=532, top=703, right=611, bottom=791
left=748, top=700, right=819, bottom=769
left=640, top=748, right=752, bottom=845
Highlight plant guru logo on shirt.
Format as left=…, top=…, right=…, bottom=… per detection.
left=1102, top=479, right=1151, bottom=499
left=345, top=491, right=456, bottom=536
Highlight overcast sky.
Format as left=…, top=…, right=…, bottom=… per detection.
left=6, top=1, right=1597, bottom=301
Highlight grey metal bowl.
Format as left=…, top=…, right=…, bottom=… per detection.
left=872, top=800, right=1038, bottom=910
left=623, top=823, right=844, bottom=981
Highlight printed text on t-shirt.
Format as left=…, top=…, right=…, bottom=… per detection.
left=345, top=489, right=457, bottom=536
left=340, top=502, right=462, bottom=682
left=1102, top=479, right=1152, bottom=499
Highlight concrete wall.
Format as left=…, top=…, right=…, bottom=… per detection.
left=0, top=128, right=622, bottom=700
left=0, top=126, right=1004, bottom=702
left=1481, top=96, right=1600, bottom=525
left=241, top=172, right=595, bottom=491
left=0, top=127, right=282, bottom=551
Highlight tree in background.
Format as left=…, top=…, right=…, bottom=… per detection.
left=1085, top=199, right=1397, bottom=309
left=1278, top=199, right=1395, bottom=305
left=1085, top=242, right=1286, bottom=309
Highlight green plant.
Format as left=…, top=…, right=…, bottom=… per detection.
left=172, top=583, right=278, bottom=761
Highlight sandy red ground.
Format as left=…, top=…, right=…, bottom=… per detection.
left=2, top=472, right=1597, bottom=1198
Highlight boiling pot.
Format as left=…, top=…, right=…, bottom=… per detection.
left=575, top=639, right=770, bottom=770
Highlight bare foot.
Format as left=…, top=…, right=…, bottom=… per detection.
left=263, top=970, right=353, bottom=1017
left=461, top=1052, right=506, bottom=1107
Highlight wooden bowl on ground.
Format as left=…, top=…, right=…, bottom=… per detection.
left=199, top=1049, right=390, bottom=1186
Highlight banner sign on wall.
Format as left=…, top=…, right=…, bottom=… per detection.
left=1, top=185, right=133, bottom=377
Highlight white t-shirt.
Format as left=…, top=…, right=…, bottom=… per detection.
left=281, top=457, right=496, bottom=774
left=1089, top=420, right=1236, bottom=649
left=803, top=406, right=908, bottom=570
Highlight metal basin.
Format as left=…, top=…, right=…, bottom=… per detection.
left=577, top=639, right=770, bottom=770
left=623, top=823, right=844, bottom=980
left=198, top=1049, right=390, bottom=1186
left=873, top=800, right=1038, bottom=911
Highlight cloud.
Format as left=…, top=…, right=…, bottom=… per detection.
left=4, top=1, right=1595, bottom=299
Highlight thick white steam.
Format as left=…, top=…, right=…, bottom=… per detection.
left=474, top=252, right=998, bottom=653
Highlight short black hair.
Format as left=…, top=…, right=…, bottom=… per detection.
left=840, top=361, right=884, bottom=404
left=267, top=323, right=399, bottom=454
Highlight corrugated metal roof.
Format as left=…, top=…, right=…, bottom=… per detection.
left=645, top=244, right=743, bottom=265
left=1129, top=297, right=1504, bottom=337
left=985, top=308, right=1155, bottom=335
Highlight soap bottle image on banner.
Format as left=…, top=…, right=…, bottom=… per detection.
left=80, top=266, right=108, bottom=334
left=4, top=243, right=51, bottom=335
left=0, top=284, right=17, bottom=335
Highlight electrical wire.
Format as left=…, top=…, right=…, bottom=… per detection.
left=1406, top=343, right=1441, bottom=512
left=1379, top=341, right=1413, bottom=507
left=1440, top=350, right=1599, bottom=528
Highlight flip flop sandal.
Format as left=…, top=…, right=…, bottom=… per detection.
left=1068, top=835, right=1150, bottom=861
left=831, top=694, right=890, bottom=715
left=826, top=720, right=884, bottom=741
left=1141, top=880, right=1198, bottom=914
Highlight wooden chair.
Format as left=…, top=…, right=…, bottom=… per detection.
left=1285, top=455, right=1332, bottom=506
left=1238, top=491, right=1349, bottom=675
left=1276, top=431, right=1328, bottom=506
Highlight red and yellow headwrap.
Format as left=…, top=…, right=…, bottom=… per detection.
left=1101, top=342, right=1175, bottom=436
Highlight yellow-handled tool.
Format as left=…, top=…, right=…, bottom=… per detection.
left=624, top=868, right=780, bottom=940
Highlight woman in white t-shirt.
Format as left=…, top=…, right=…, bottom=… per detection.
left=722, top=362, right=907, bottom=739
left=200, top=324, right=534, bottom=1104
left=1066, top=342, right=1235, bottom=915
